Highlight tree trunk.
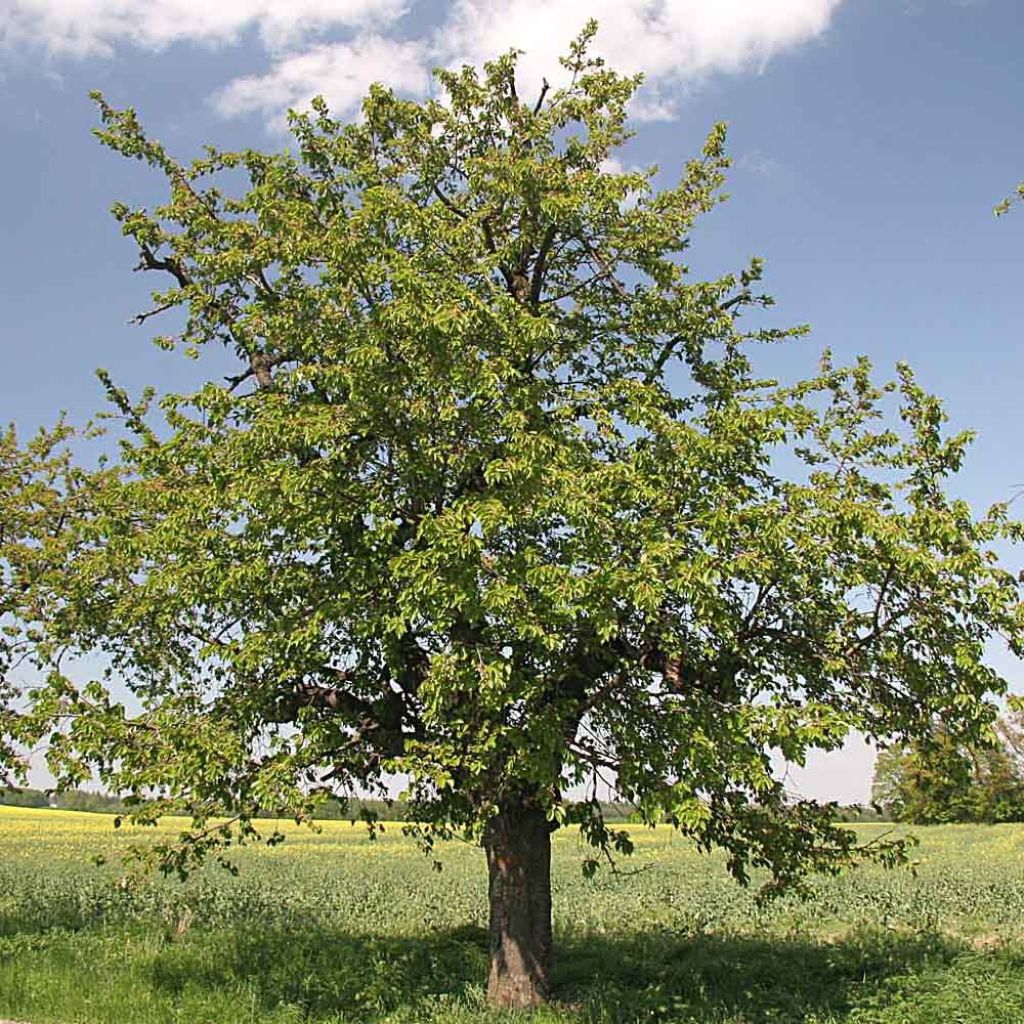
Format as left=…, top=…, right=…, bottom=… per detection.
left=483, top=801, right=554, bottom=1008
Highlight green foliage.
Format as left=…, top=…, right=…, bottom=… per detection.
left=873, top=713, right=1024, bottom=824
left=3, top=30, right=1023, bottom=894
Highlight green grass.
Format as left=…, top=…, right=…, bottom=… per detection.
left=2, top=808, right=1024, bottom=1022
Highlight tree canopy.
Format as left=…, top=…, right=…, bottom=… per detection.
left=3, top=27, right=1023, bottom=1006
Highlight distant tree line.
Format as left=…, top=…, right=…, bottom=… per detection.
left=0, top=788, right=642, bottom=823
left=0, top=783, right=985, bottom=827
left=0, top=787, right=130, bottom=812
left=0, top=788, right=405, bottom=819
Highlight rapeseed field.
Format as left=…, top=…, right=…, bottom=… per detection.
left=2, top=806, right=1024, bottom=1022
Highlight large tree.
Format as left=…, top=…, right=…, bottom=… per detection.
left=4, top=29, right=1023, bottom=1008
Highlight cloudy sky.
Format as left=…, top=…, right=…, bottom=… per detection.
left=2, top=0, right=1022, bottom=801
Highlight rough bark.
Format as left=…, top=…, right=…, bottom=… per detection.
left=483, top=801, right=554, bottom=1008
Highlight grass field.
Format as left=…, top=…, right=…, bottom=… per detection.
left=2, top=807, right=1024, bottom=1023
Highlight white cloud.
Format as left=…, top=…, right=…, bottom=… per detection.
left=1, top=0, right=406, bottom=56
left=441, top=0, right=841, bottom=116
left=213, top=0, right=844, bottom=125
left=214, top=35, right=431, bottom=122
left=4, top=0, right=845, bottom=122
left=737, top=150, right=782, bottom=177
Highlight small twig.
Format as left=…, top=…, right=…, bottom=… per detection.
left=576, top=235, right=628, bottom=299
left=128, top=302, right=175, bottom=327
left=644, top=292, right=750, bottom=383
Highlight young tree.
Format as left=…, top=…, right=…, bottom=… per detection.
left=873, top=713, right=1024, bottom=824
left=5, top=29, right=1024, bottom=1007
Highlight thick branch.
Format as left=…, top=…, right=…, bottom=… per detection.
left=135, top=244, right=191, bottom=289
left=529, top=224, right=558, bottom=308
left=224, top=352, right=288, bottom=391
left=277, top=674, right=413, bottom=756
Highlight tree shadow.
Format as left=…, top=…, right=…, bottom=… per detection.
left=555, top=928, right=970, bottom=1022
left=139, top=920, right=983, bottom=1022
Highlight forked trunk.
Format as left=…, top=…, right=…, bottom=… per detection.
left=483, top=802, right=554, bottom=1008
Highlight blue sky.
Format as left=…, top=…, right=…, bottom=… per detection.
left=2, top=0, right=1021, bottom=801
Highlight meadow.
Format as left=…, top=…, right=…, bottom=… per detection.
left=1, top=807, right=1024, bottom=1023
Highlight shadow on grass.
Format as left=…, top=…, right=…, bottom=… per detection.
left=136, top=921, right=984, bottom=1022
left=556, top=928, right=973, bottom=1022
left=147, top=921, right=490, bottom=1017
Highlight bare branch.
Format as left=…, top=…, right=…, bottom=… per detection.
left=128, top=302, right=175, bottom=327
left=576, top=236, right=628, bottom=299
left=532, top=78, right=550, bottom=116
left=249, top=268, right=279, bottom=301
left=740, top=580, right=777, bottom=636
left=432, top=185, right=467, bottom=220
